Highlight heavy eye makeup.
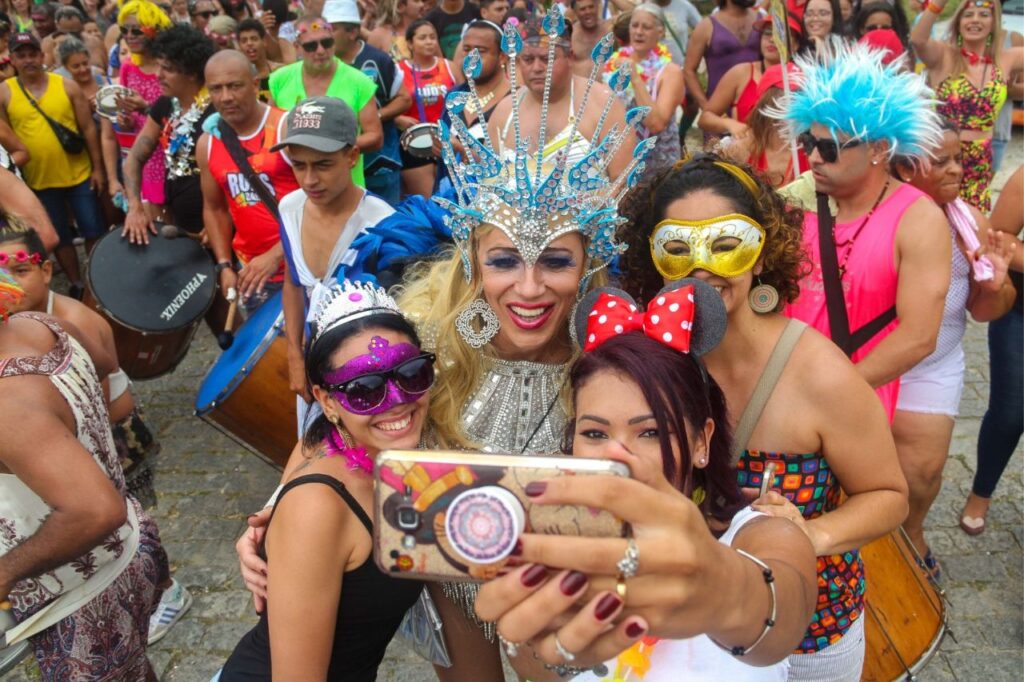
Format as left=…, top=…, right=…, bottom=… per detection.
left=483, top=247, right=576, bottom=271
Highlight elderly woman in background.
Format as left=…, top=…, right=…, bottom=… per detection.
left=604, top=3, right=684, bottom=179
left=888, top=120, right=1016, bottom=580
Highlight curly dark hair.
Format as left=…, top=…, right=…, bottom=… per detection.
left=148, top=23, right=216, bottom=82
left=617, top=154, right=810, bottom=307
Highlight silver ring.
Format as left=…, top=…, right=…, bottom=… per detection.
left=616, top=537, right=640, bottom=579
left=553, top=633, right=576, bottom=663
left=498, top=632, right=520, bottom=658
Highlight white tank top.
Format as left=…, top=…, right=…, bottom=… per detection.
left=574, top=507, right=789, bottom=682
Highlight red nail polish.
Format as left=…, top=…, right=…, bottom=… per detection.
left=511, top=539, right=523, bottom=556
left=625, top=621, right=646, bottom=638
left=594, top=593, right=622, bottom=620
left=521, top=564, right=548, bottom=587
left=560, top=571, right=588, bottom=596
left=525, top=481, right=547, bottom=497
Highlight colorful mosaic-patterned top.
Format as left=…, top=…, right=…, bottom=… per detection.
left=737, top=449, right=865, bottom=654
left=936, top=68, right=1007, bottom=133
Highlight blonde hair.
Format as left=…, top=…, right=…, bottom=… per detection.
left=118, top=0, right=173, bottom=30
left=947, top=0, right=1004, bottom=78
left=396, top=230, right=607, bottom=450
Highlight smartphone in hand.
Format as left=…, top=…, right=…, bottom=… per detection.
left=374, top=450, right=630, bottom=582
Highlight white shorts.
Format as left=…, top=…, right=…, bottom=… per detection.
left=896, top=346, right=966, bottom=417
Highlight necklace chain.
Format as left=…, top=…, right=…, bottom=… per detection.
left=834, top=178, right=890, bottom=279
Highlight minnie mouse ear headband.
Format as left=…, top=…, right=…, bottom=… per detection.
left=573, top=278, right=727, bottom=357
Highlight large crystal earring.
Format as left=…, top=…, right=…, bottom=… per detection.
left=748, top=277, right=780, bottom=314
left=456, top=298, right=500, bottom=348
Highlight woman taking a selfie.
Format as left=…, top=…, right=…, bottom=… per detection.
left=219, top=281, right=430, bottom=681
left=476, top=280, right=818, bottom=680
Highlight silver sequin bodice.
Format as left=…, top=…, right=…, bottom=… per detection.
left=461, top=357, right=569, bottom=455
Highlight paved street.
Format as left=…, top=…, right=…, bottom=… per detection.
left=5, top=142, right=1023, bottom=681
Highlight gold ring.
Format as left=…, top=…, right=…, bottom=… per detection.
left=616, top=574, right=628, bottom=600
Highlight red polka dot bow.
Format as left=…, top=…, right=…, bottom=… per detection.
left=584, top=285, right=696, bottom=353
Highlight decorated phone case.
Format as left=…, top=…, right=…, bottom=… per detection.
left=374, top=450, right=630, bottom=582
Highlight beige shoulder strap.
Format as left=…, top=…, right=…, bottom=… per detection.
left=730, top=319, right=807, bottom=463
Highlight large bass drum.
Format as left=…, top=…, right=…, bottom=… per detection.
left=85, top=227, right=215, bottom=379
left=861, top=528, right=948, bottom=681
left=194, top=291, right=296, bottom=467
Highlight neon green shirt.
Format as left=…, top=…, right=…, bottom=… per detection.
left=269, top=58, right=377, bottom=187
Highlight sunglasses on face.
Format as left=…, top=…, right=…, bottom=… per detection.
left=864, top=24, right=891, bottom=31
left=326, top=353, right=436, bottom=414
left=194, top=10, right=219, bottom=19
left=301, top=37, right=335, bottom=53
left=798, top=131, right=863, bottom=163
left=120, top=25, right=145, bottom=37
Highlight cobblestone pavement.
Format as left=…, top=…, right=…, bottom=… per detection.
left=5, top=139, right=1023, bottom=682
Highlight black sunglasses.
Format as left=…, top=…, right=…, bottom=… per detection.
left=798, top=131, right=864, bottom=163
left=194, top=10, right=219, bottom=19
left=301, top=37, right=335, bottom=53
left=119, top=25, right=145, bottom=37
left=326, top=354, right=436, bottom=414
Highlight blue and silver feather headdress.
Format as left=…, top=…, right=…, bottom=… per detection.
left=434, top=5, right=655, bottom=292
left=769, top=39, right=943, bottom=161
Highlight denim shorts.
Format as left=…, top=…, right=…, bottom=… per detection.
left=34, top=179, right=106, bottom=246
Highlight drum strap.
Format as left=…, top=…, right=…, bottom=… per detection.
left=816, top=191, right=897, bottom=358
left=217, top=119, right=301, bottom=286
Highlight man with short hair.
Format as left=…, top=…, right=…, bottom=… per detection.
left=487, top=17, right=635, bottom=180
left=570, top=0, right=608, bottom=76
left=29, top=2, right=57, bottom=40
left=439, top=18, right=509, bottom=186
left=272, top=95, right=395, bottom=407
left=775, top=45, right=951, bottom=424
left=268, top=14, right=382, bottom=187
left=427, top=0, right=479, bottom=60
left=198, top=49, right=300, bottom=305
left=236, top=17, right=281, bottom=102
left=42, top=6, right=106, bottom=68
left=325, top=0, right=409, bottom=205
left=0, top=31, right=104, bottom=299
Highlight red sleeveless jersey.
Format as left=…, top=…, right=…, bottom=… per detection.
left=207, top=106, right=299, bottom=268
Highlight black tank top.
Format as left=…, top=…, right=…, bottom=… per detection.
left=220, top=474, right=424, bottom=681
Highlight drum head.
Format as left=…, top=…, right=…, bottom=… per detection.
left=402, top=123, right=438, bottom=158
left=87, top=228, right=216, bottom=332
left=195, top=290, right=283, bottom=413
left=96, top=85, right=131, bottom=120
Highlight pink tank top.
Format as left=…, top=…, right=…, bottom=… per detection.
left=785, top=183, right=927, bottom=421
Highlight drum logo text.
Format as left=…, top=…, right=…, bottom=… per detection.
left=160, top=273, right=208, bottom=322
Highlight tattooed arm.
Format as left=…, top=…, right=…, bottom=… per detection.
left=121, top=117, right=161, bottom=245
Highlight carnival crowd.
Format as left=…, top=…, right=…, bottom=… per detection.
left=0, top=0, right=1021, bottom=680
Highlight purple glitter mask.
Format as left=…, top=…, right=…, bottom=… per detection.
left=322, top=336, right=436, bottom=415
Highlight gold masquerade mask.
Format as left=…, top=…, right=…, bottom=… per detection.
left=650, top=213, right=766, bottom=280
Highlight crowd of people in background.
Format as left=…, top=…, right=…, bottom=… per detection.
left=0, top=0, right=1023, bottom=680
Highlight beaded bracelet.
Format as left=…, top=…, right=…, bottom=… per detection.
left=710, top=548, right=778, bottom=657
left=531, top=645, right=608, bottom=678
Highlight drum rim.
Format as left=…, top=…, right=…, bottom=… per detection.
left=86, top=229, right=216, bottom=332
left=400, top=122, right=439, bottom=151
left=194, top=310, right=284, bottom=415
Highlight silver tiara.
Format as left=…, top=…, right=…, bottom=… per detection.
left=310, top=280, right=403, bottom=345
left=434, top=5, right=656, bottom=293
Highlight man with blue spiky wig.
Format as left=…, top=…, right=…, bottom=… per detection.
left=767, top=40, right=952, bottom=430
left=766, top=43, right=952, bottom=678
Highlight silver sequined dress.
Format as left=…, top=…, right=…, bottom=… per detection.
left=441, top=356, right=569, bottom=640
